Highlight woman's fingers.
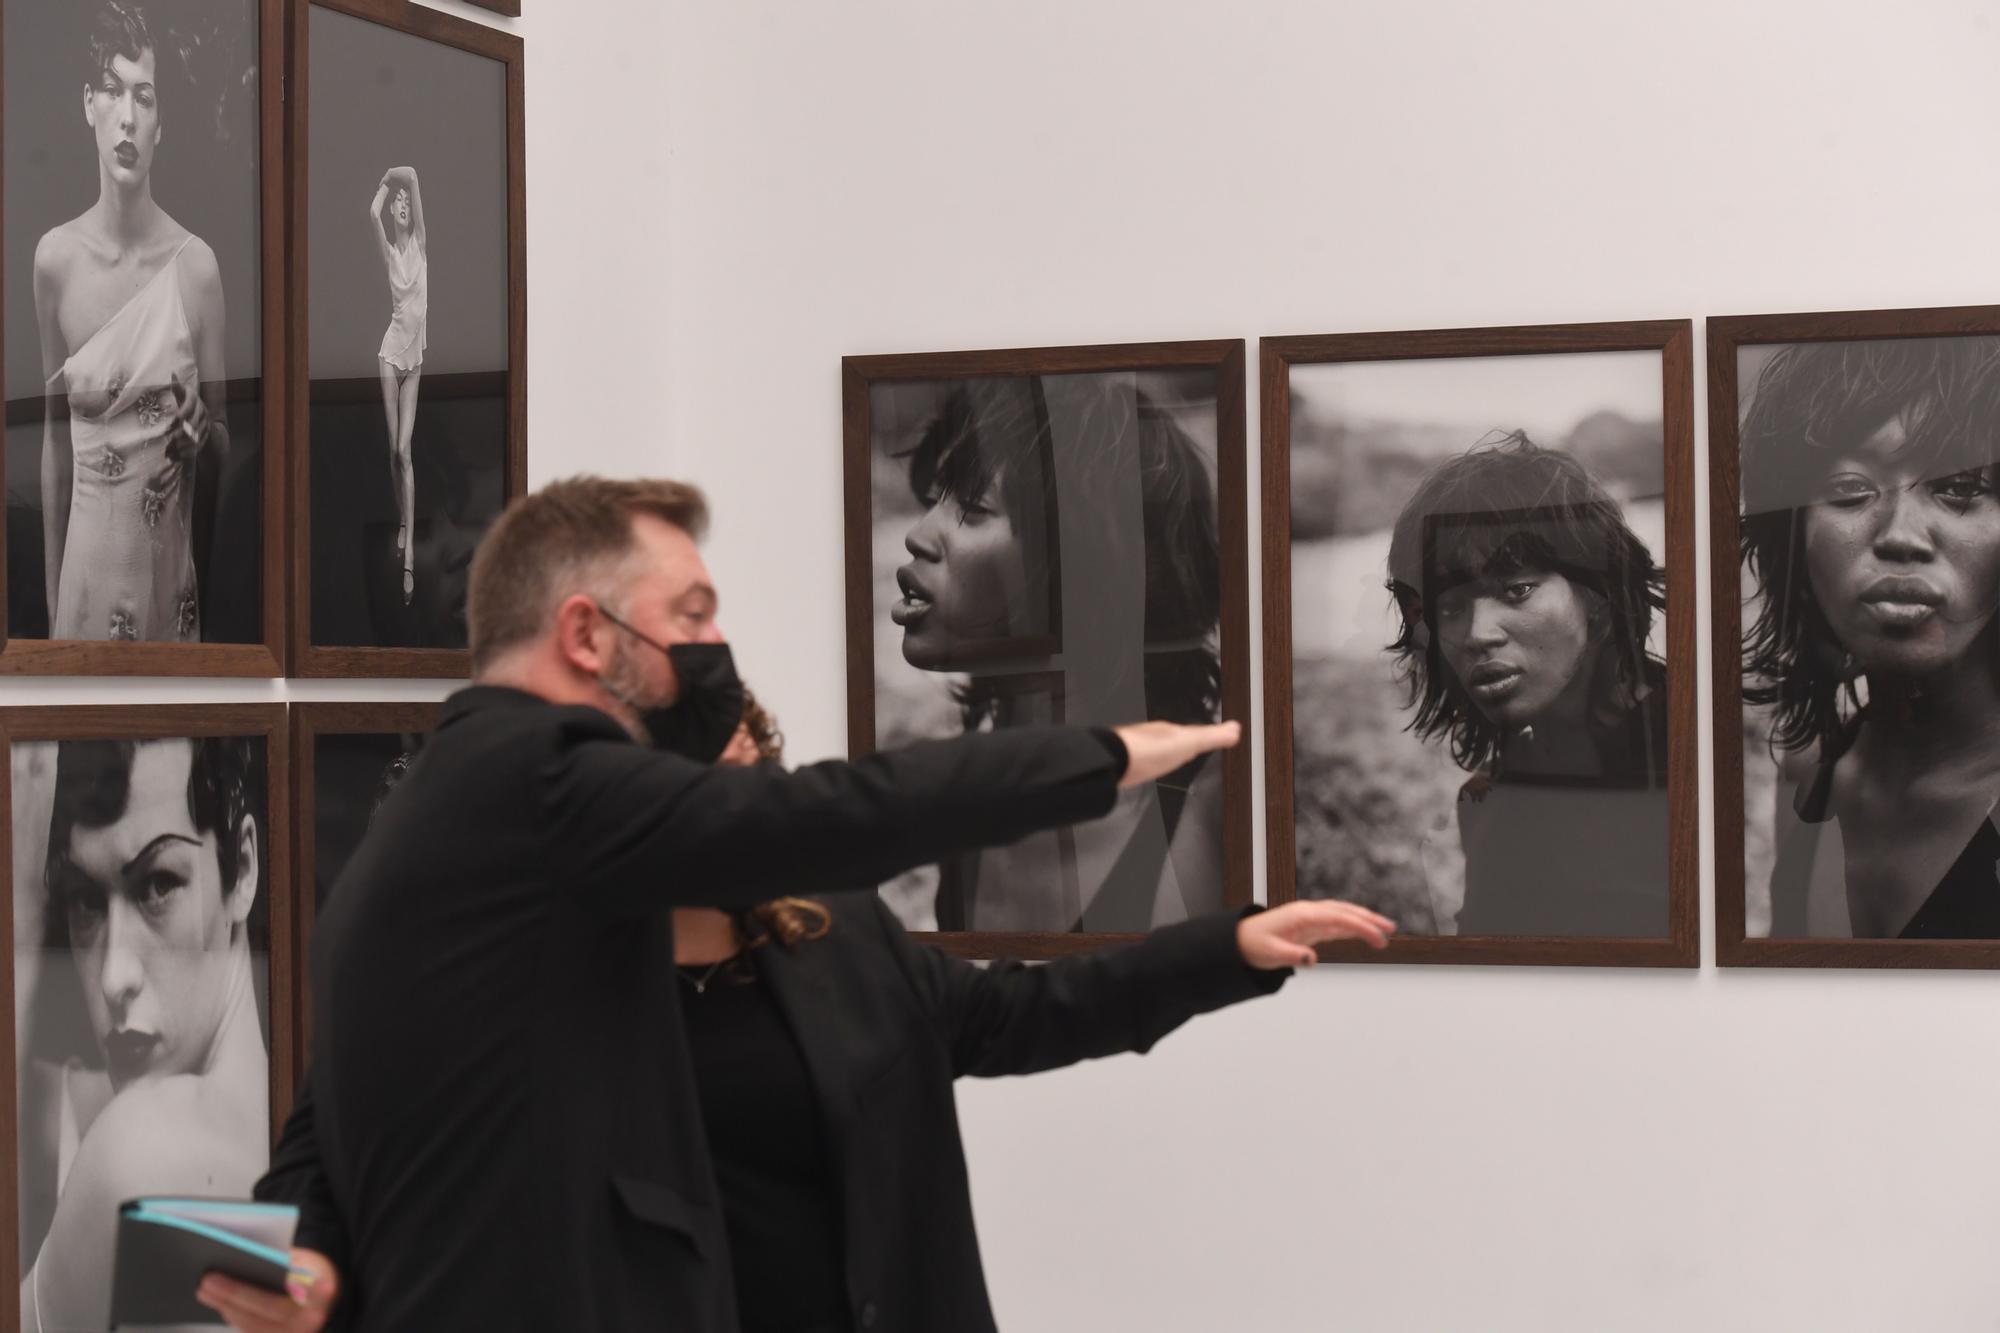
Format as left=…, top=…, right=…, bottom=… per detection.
left=1272, top=900, right=1398, bottom=950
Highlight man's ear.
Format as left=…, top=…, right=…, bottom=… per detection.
left=225, top=817, right=260, bottom=928
left=555, top=594, right=608, bottom=676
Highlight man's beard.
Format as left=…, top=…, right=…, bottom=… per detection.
left=601, top=637, right=669, bottom=730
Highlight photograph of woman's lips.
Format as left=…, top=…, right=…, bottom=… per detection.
left=103, top=1027, right=162, bottom=1082
left=890, top=564, right=934, bottom=629
left=1856, top=573, right=1947, bottom=629
left=1465, top=659, right=1524, bottom=701
left=113, top=140, right=139, bottom=170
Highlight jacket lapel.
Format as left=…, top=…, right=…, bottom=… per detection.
left=756, top=941, right=858, bottom=1164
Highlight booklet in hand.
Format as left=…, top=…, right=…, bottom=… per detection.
left=110, top=1197, right=300, bottom=1328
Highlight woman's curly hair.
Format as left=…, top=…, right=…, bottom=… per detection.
left=729, top=689, right=831, bottom=948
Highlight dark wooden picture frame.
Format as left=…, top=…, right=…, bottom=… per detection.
left=0, top=703, right=291, bottom=1315
left=0, top=0, right=288, bottom=676
left=287, top=0, right=526, bottom=679
left=289, top=698, right=437, bottom=1078
left=461, top=0, right=521, bottom=16
left=1263, top=320, right=1698, bottom=967
left=843, top=340, right=1253, bottom=959
left=1711, top=304, right=2000, bottom=968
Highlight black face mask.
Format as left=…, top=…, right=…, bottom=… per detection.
left=599, top=612, right=745, bottom=763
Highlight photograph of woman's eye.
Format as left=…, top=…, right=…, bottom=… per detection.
left=3, top=0, right=269, bottom=653
left=1736, top=333, right=2000, bottom=942
left=1282, top=345, right=1674, bottom=940
left=862, top=361, right=1236, bottom=938
left=9, top=730, right=272, bottom=1332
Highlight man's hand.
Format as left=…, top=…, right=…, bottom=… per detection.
left=1238, top=900, right=1397, bottom=968
left=196, top=1248, right=339, bottom=1333
left=1113, top=720, right=1241, bottom=789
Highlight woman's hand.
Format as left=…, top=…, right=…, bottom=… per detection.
left=196, top=1247, right=339, bottom=1332
left=1112, top=720, right=1240, bottom=789
left=1237, top=900, right=1397, bottom=968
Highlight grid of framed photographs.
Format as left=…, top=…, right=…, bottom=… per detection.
left=2, top=0, right=525, bottom=679
left=0, top=0, right=521, bottom=1300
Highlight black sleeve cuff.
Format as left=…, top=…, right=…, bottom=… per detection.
left=1088, top=726, right=1130, bottom=778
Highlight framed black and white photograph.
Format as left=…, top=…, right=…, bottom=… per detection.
left=1712, top=306, right=2000, bottom=968
left=1, top=704, right=291, bottom=1326
left=1263, top=321, right=1697, bottom=966
left=2, top=0, right=286, bottom=675
left=290, top=0, right=524, bottom=678
left=844, top=341, right=1253, bottom=959
left=289, top=699, right=433, bottom=1069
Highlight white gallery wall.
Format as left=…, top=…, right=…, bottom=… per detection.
left=9, top=0, right=1995, bottom=1328
left=644, top=2, right=2000, bottom=1330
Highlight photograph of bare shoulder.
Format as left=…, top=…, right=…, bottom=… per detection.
left=845, top=342, right=1252, bottom=958
left=1713, top=308, right=2000, bottom=966
left=1265, top=322, right=1696, bottom=967
left=3, top=0, right=285, bottom=675
left=293, top=0, right=524, bottom=676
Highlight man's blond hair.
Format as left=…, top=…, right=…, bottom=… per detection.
left=467, top=476, right=709, bottom=674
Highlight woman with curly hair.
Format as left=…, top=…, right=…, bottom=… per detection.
left=1386, top=432, right=1669, bottom=936
left=1740, top=335, right=2000, bottom=938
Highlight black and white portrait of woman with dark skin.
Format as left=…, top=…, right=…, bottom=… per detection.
left=190, top=475, right=1301, bottom=1333
left=884, top=374, right=1227, bottom=933
left=1741, top=336, right=2000, bottom=939
left=34, top=0, right=230, bottom=643
left=12, top=736, right=268, bottom=1332
left=1385, top=434, right=1670, bottom=936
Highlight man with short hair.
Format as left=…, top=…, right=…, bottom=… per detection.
left=198, top=475, right=1239, bottom=1333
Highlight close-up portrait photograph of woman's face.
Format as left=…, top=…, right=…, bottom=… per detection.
left=865, top=365, right=1229, bottom=935
left=8, top=728, right=272, bottom=1330
left=890, top=380, right=1052, bottom=671
left=1425, top=527, right=1605, bottom=735
left=1284, top=348, right=1671, bottom=938
left=1737, top=334, right=2000, bottom=940
left=46, top=739, right=260, bottom=1087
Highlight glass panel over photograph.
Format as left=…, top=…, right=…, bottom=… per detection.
left=4, top=0, right=266, bottom=644
left=1737, top=335, right=2000, bottom=940
left=10, top=735, right=271, bottom=1330
left=870, top=369, right=1226, bottom=934
left=1287, top=350, right=1669, bottom=937
left=307, top=6, right=509, bottom=650
left=312, top=729, right=424, bottom=909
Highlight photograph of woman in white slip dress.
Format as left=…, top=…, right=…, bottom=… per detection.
left=29, top=2, right=231, bottom=644
left=304, top=3, right=511, bottom=655
left=372, top=166, right=427, bottom=606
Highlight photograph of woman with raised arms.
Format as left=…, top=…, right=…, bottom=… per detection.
left=371, top=166, right=427, bottom=607
left=1386, top=434, right=1669, bottom=936
left=1740, top=335, right=2000, bottom=939
left=11, top=734, right=269, bottom=1333
left=31, top=1, right=230, bottom=644
left=873, top=370, right=1227, bottom=935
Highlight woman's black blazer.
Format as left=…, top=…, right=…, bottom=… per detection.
left=747, top=892, right=1285, bottom=1333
